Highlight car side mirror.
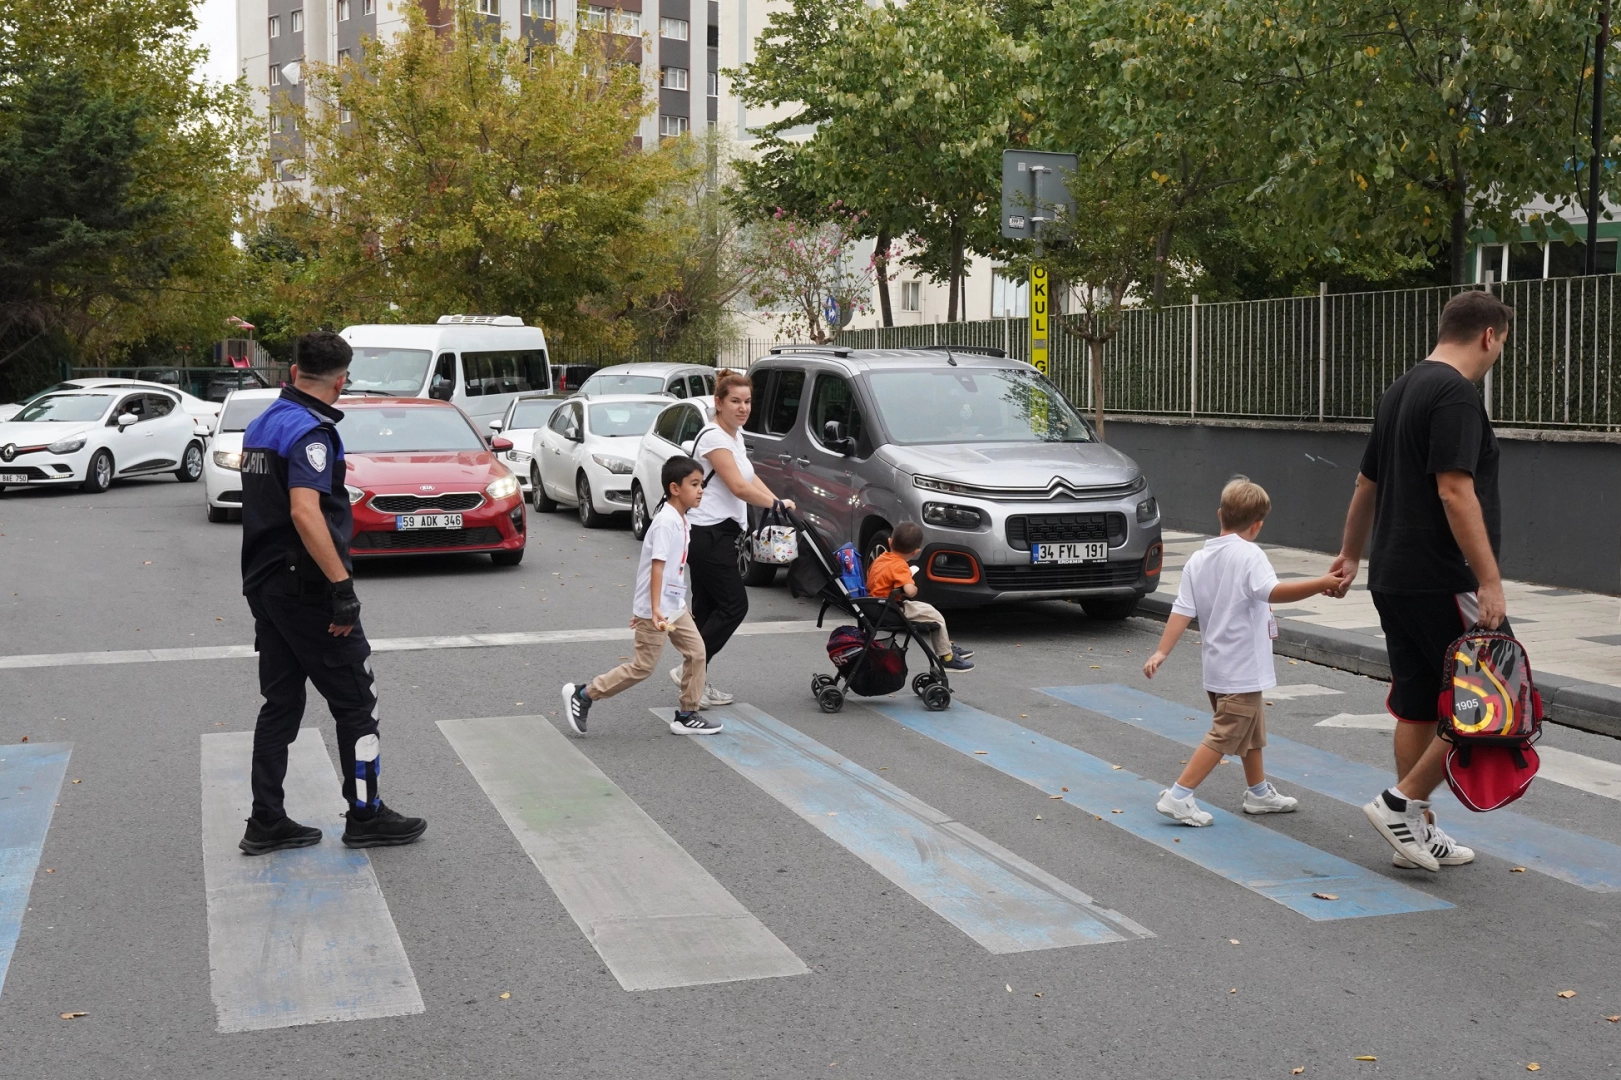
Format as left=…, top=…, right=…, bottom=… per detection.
left=490, top=436, right=514, bottom=452
left=822, top=420, right=853, bottom=454
left=488, top=419, right=504, bottom=432
left=117, top=413, right=138, bottom=430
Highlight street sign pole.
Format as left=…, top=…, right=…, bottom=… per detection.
left=1029, top=165, right=1048, bottom=375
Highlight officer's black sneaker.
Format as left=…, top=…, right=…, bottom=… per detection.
left=342, top=802, right=427, bottom=848
left=561, top=681, right=591, bottom=735
left=239, top=815, right=322, bottom=856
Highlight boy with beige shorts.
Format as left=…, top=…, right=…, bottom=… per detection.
left=1142, top=477, right=1347, bottom=825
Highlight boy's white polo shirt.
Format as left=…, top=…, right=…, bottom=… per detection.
left=1171, top=533, right=1280, bottom=694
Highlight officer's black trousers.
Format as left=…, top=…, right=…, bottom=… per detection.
left=246, top=576, right=381, bottom=823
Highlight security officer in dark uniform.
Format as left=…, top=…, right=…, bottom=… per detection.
left=237, top=331, right=426, bottom=855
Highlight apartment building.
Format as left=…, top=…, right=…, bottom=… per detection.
left=237, top=0, right=729, bottom=179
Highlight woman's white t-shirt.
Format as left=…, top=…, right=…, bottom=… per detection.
left=687, top=424, right=755, bottom=528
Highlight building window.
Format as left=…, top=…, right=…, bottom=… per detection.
left=278, top=159, right=301, bottom=180
left=991, top=274, right=1029, bottom=318
left=661, top=67, right=687, bottom=91
left=337, top=0, right=350, bottom=21
left=659, top=114, right=689, bottom=138
left=659, top=16, right=688, bottom=40
left=269, top=64, right=281, bottom=86
left=707, top=71, right=717, bottom=96
left=340, top=107, right=352, bottom=123
left=337, top=48, right=351, bottom=62
left=523, top=0, right=553, bottom=15
left=269, top=113, right=283, bottom=133
left=268, top=15, right=280, bottom=37
left=364, top=0, right=375, bottom=11
left=290, top=8, right=303, bottom=32
left=707, top=23, right=718, bottom=47
left=582, top=5, right=638, bottom=34
left=476, top=0, right=499, bottom=14
left=901, top=282, right=922, bottom=312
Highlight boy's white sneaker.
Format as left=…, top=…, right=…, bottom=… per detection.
left=1392, top=821, right=1476, bottom=868
left=1241, top=782, right=1298, bottom=815
left=1361, top=791, right=1439, bottom=871
left=1156, top=790, right=1214, bottom=826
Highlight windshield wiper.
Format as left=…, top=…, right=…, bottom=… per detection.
left=341, top=389, right=402, bottom=397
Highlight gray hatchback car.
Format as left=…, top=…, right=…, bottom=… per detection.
left=739, top=345, right=1163, bottom=616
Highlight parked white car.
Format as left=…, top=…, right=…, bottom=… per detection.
left=487, top=393, right=567, bottom=497
left=203, top=387, right=282, bottom=522
left=573, top=363, right=715, bottom=401
left=629, top=397, right=716, bottom=539
left=0, top=377, right=221, bottom=436
left=0, top=387, right=204, bottom=494
left=529, top=394, right=669, bottom=527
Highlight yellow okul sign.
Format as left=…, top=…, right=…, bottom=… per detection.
left=1029, top=264, right=1049, bottom=375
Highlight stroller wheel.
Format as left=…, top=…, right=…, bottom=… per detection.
left=911, top=673, right=935, bottom=697
left=921, top=683, right=952, bottom=712
left=816, top=685, right=846, bottom=713
left=812, top=673, right=836, bottom=694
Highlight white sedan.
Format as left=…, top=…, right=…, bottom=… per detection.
left=0, top=377, right=221, bottom=437
left=0, top=387, right=204, bottom=494
left=487, top=394, right=566, bottom=498
left=203, top=387, right=282, bottom=521
left=629, top=397, right=715, bottom=539
left=530, top=394, right=669, bottom=528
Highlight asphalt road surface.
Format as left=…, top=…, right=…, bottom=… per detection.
left=1, top=476, right=1618, bottom=1079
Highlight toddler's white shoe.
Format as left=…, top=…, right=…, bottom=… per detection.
left=1156, top=790, right=1213, bottom=826
left=1241, top=782, right=1299, bottom=814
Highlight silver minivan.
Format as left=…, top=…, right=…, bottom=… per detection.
left=740, top=345, right=1163, bottom=616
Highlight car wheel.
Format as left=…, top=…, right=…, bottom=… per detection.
left=630, top=483, right=650, bottom=540
left=81, top=449, right=113, bottom=493
left=207, top=504, right=229, bottom=523
left=739, top=534, right=777, bottom=586
left=175, top=441, right=204, bottom=483
left=864, top=524, right=893, bottom=569
left=490, top=548, right=525, bottom=566
left=577, top=474, right=604, bottom=528
left=532, top=464, right=557, bottom=512
left=1081, top=596, right=1139, bottom=621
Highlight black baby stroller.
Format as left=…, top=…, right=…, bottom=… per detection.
left=784, top=514, right=953, bottom=713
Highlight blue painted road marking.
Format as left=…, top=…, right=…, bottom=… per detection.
left=868, top=698, right=1450, bottom=921
left=0, top=742, right=71, bottom=998
left=1043, top=684, right=1621, bottom=894
left=679, top=704, right=1152, bottom=952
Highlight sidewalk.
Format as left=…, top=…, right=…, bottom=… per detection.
left=1139, top=530, right=1621, bottom=740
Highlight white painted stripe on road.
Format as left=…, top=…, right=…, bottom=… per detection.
left=1265, top=683, right=1345, bottom=700
left=201, top=730, right=425, bottom=1032
left=1315, top=713, right=1397, bottom=729
left=438, top=715, right=807, bottom=992
left=0, top=620, right=821, bottom=671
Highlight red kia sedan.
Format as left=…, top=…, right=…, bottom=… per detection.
left=339, top=398, right=527, bottom=565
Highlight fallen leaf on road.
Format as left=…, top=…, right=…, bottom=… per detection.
left=1312, top=893, right=1339, bottom=901
left=1558, top=990, right=1576, bottom=998
left=1511, top=867, right=1526, bottom=873
left=1229, top=988, right=1237, bottom=994
left=973, top=750, right=988, bottom=755
left=1606, top=1015, right=1619, bottom=1022
left=20, top=736, right=27, bottom=742
left=1050, top=795, right=1063, bottom=799
left=143, top=561, right=152, bottom=565
left=1354, top=1056, right=1377, bottom=1062
left=1111, top=765, right=1123, bottom=770
left=1090, top=665, right=1102, bottom=669
left=1229, top=939, right=1240, bottom=945
left=1527, top=1065, right=1541, bottom=1072
left=1094, top=815, right=1102, bottom=820
left=1019, top=714, right=1028, bottom=718
left=60, top=1012, right=85, bottom=1019
left=71, top=779, right=80, bottom=784
left=499, top=992, right=511, bottom=1000
left=1174, top=838, right=1181, bottom=842
left=1033, top=992, right=1042, bottom=997
left=1005, top=984, right=1012, bottom=992
left=1111, top=809, right=1123, bottom=814
left=1293, top=1070, right=1305, bottom=1075
left=44, top=868, right=54, bottom=873
left=1035, top=815, right=1043, bottom=820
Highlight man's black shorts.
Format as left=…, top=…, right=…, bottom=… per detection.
left=1371, top=591, right=1512, bottom=724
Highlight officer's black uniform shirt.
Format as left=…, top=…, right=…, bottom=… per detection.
left=240, top=386, right=352, bottom=594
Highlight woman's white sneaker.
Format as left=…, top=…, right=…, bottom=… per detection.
left=1241, top=782, right=1299, bottom=814
left=1155, top=790, right=1214, bottom=826
left=1392, top=822, right=1477, bottom=867
left=701, top=683, right=734, bottom=707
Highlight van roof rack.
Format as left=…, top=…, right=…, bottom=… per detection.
left=769, top=344, right=850, bottom=357
left=917, top=344, right=1006, bottom=358
left=437, top=314, right=525, bottom=326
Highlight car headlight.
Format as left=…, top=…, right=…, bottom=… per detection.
left=913, top=475, right=975, bottom=495
left=47, top=435, right=87, bottom=455
left=507, top=449, right=532, bottom=463
left=591, top=454, right=634, bottom=475
left=346, top=484, right=366, bottom=504
left=213, top=450, right=243, bottom=471
left=485, top=473, right=521, bottom=500
left=921, top=501, right=984, bottom=529
left=1136, top=496, right=1158, bottom=523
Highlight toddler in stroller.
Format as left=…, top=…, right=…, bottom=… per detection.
left=785, top=517, right=955, bottom=713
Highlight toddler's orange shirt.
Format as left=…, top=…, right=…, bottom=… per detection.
left=867, top=550, right=915, bottom=599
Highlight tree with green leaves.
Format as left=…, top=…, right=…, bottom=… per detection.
left=739, top=207, right=876, bottom=344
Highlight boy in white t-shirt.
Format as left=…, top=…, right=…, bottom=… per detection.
left=1141, top=477, right=1347, bottom=824
left=562, top=457, right=722, bottom=736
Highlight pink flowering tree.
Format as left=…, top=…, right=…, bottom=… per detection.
left=741, top=207, right=881, bottom=344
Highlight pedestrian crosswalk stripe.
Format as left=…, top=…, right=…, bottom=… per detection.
left=1315, top=714, right=1621, bottom=803
left=1045, top=685, right=1621, bottom=893
left=200, top=731, right=425, bottom=1032
left=439, top=716, right=807, bottom=991
left=679, top=704, right=1151, bottom=952
left=867, top=699, right=1450, bottom=922
left=1265, top=684, right=1345, bottom=700
left=0, top=742, right=71, bottom=1000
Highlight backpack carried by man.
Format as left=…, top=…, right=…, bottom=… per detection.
left=1437, top=631, right=1545, bottom=811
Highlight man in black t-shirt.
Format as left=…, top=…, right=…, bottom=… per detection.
left=1329, top=289, right=1513, bottom=873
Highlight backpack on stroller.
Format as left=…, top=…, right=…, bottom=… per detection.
left=786, top=517, right=953, bottom=713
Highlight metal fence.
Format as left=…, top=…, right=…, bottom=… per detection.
left=837, top=275, right=1621, bottom=431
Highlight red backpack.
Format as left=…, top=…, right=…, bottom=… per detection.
left=1437, top=631, right=1545, bottom=812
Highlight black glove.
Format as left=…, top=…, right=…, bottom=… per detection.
left=330, top=577, right=362, bottom=626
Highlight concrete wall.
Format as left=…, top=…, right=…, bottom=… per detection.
left=1107, top=417, right=1621, bottom=594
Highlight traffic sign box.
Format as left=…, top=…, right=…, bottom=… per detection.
left=1001, top=150, right=1078, bottom=240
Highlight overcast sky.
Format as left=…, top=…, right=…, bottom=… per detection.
left=192, top=0, right=238, bottom=85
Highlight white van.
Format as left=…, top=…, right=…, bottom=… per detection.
left=338, top=315, right=552, bottom=425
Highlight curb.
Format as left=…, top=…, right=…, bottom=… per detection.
left=1136, top=594, right=1621, bottom=741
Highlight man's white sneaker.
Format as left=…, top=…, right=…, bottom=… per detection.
left=1392, top=821, right=1477, bottom=868
left=1361, top=791, right=1439, bottom=871
left=1241, top=782, right=1299, bottom=815
left=701, top=683, right=734, bottom=707
left=1155, top=790, right=1214, bottom=826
